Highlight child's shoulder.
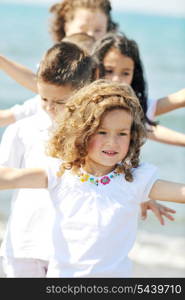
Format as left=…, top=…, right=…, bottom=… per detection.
left=131, top=162, right=158, bottom=184
left=125, top=162, right=159, bottom=202
left=133, top=162, right=158, bottom=173
left=45, top=157, right=62, bottom=189
left=2, top=114, right=36, bottom=138
left=46, top=156, right=61, bottom=171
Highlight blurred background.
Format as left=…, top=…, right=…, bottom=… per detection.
left=0, top=0, right=185, bottom=277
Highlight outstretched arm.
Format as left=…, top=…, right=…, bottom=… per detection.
left=0, top=54, right=37, bottom=93
left=148, top=124, right=185, bottom=147
left=155, top=88, right=185, bottom=116
left=0, top=96, right=39, bottom=128
left=0, top=167, right=47, bottom=190
left=0, top=109, right=16, bottom=127
left=149, top=180, right=185, bottom=204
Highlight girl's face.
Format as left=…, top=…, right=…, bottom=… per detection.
left=65, top=8, right=108, bottom=41
left=86, top=109, right=132, bottom=176
left=37, top=81, right=73, bottom=120
left=103, top=47, right=134, bottom=85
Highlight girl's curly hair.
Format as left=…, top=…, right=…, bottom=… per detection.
left=48, top=79, right=147, bottom=182
left=49, top=0, right=118, bottom=42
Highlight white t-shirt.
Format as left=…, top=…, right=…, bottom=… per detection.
left=0, top=110, right=55, bottom=260
left=10, top=95, right=41, bottom=121
left=146, top=98, right=157, bottom=121
left=45, top=159, right=158, bottom=277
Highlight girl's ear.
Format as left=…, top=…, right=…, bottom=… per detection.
left=95, top=68, right=100, bottom=79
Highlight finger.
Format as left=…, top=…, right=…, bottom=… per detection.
left=162, top=207, right=176, bottom=213
left=151, top=207, right=164, bottom=225
left=158, top=204, right=176, bottom=213
left=141, top=208, right=148, bottom=220
left=160, top=210, right=175, bottom=221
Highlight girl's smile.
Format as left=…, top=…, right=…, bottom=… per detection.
left=102, top=150, right=118, bottom=156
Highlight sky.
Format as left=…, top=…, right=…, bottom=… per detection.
left=1, top=0, right=185, bottom=17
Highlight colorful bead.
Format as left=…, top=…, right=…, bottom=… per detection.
left=100, top=176, right=110, bottom=185
left=78, top=171, right=119, bottom=186
left=80, top=174, right=89, bottom=182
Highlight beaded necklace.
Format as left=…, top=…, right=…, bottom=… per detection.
left=78, top=170, right=120, bottom=186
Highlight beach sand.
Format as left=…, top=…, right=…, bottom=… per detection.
left=0, top=247, right=184, bottom=278
left=133, top=263, right=185, bottom=278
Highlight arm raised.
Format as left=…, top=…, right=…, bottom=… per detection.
left=0, top=54, right=37, bottom=93
left=148, top=124, right=185, bottom=147
left=155, top=88, right=185, bottom=116
left=0, top=167, right=47, bottom=190
left=0, top=109, right=16, bottom=127
left=149, top=180, right=185, bottom=204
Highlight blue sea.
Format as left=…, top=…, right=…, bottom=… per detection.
left=0, top=2, right=185, bottom=276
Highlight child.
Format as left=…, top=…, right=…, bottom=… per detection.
left=0, top=79, right=184, bottom=278
left=1, top=32, right=184, bottom=146
left=49, top=0, right=117, bottom=42
left=92, top=32, right=185, bottom=146
left=63, top=32, right=96, bottom=54
left=0, top=41, right=95, bottom=277
left=0, top=0, right=117, bottom=100
left=0, top=32, right=97, bottom=128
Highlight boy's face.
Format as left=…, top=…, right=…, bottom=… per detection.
left=65, top=8, right=107, bottom=41
left=37, top=81, right=73, bottom=120
left=86, top=109, right=132, bottom=176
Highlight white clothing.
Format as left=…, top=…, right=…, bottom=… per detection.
left=0, top=110, right=55, bottom=261
left=45, top=159, right=158, bottom=278
left=2, top=257, right=48, bottom=278
left=10, top=95, right=41, bottom=121
left=146, top=98, right=157, bottom=121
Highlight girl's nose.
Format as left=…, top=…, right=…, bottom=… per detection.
left=111, top=74, right=121, bottom=83
left=46, top=102, right=55, bottom=111
left=107, top=135, right=118, bottom=146
left=86, top=30, right=94, bottom=37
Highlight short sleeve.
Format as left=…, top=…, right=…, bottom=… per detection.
left=10, top=95, right=41, bottom=121
left=132, top=162, right=158, bottom=203
left=45, top=157, right=61, bottom=190
left=0, top=123, right=23, bottom=167
left=146, top=98, right=157, bottom=121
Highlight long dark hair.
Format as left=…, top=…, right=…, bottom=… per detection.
left=92, top=32, right=157, bottom=126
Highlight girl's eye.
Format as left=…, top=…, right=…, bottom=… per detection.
left=122, top=72, right=130, bottom=76
left=98, top=131, right=106, bottom=135
left=119, top=132, right=127, bottom=136
left=55, top=102, right=65, bottom=105
left=104, top=69, right=113, bottom=74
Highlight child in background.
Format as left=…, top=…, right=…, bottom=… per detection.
left=0, top=0, right=117, bottom=96
left=49, top=0, right=117, bottom=42
left=0, top=33, right=97, bottom=128
left=92, top=32, right=185, bottom=146
left=0, top=41, right=95, bottom=277
left=63, top=32, right=96, bottom=54
left=0, top=79, right=184, bottom=278
left=1, top=30, right=184, bottom=146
